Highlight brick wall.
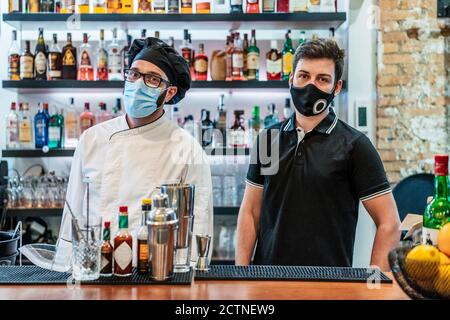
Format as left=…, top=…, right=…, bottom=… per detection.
left=377, top=0, right=449, bottom=183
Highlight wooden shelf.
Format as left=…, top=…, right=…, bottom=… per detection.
left=2, top=12, right=347, bottom=31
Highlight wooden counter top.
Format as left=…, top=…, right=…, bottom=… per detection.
left=0, top=273, right=409, bottom=300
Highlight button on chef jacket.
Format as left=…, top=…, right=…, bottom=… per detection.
left=57, top=112, right=213, bottom=263
left=246, top=109, right=391, bottom=267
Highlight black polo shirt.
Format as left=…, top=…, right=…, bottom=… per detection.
left=246, top=109, right=391, bottom=267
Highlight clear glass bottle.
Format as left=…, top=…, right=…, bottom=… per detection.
left=231, top=33, right=245, bottom=81
left=48, top=33, right=62, bottom=80
left=19, top=102, right=33, bottom=149
left=214, top=94, right=227, bottom=147
left=263, top=103, right=279, bottom=128
left=65, top=97, right=79, bottom=148
left=5, top=102, right=19, bottom=149
left=283, top=98, right=292, bottom=121
left=80, top=102, right=95, bottom=134
left=290, top=0, right=307, bottom=12
left=108, top=28, right=123, bottom=81
left=137, top=199, right=151, bottom=274
left=229, top=110, right=246, bottom=148
left=320, top=0, right=336, bottom=12
left=262, top=0, right=274, bottom=12
left=95, top=102, right=112, bottom=123
left=97, top=29, right=109, bottom=81
left=8, top=30, right=20, bottom=81
left=212, top=0, right=228, bottom=13
left=201, top=109, right=214, bottom=148
left=122, top=31, right=133, bottom=72
left=78, top=33, right=94, bottom=81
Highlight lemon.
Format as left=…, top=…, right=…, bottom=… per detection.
left=440, top=252, right=450, bottom=265
left=438, top=223, right=450, bottom=257
left=434, top=264, right=450, bottom=299
left=405, top=245, right=440, bottom=281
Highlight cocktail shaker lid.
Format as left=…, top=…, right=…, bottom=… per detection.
left=147, top=193, right=178, bottom=226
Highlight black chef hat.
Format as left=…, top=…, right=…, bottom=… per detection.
left=127, top=37, right=191, bottom=105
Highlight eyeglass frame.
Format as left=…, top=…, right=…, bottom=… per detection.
left=124, top=68, right=172, bottom=89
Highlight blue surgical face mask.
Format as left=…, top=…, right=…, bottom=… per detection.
left=123, top=79, right=164, bottom=119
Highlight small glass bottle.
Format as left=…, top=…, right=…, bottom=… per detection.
left=80, top=102, right=95, bottom=134
left=5, top=102, right=19, bottom=150
left=100, top=221, right=113, bottom=277
left=229, top=110, right=246, bottom=148
left=95, top=102, right=112, bottom=123
left=48, top=33, right=62, bottom=81
left=245, top=0, right=258, bottom=13
left=96, top=29, right=108, bottom=81
left=194, top=43, right=208, bottom=81
left=231, top=33, right=245, bottom=81
left=65, top=98, right=79, bottom=148
left=114, top=206, right=133, bottom=277
left=137, top=199, right=152, bottom=274
left=19, top=103, right=33, bottom=149
left=263, top=103, right=279, bottom=128
left=283, top=98, right=292, bottom=121
left=77, top=33, right=94, bottom=81
left=8, top=30, right=20, bottom=81
left=108, top=28, right=123, bottom=81
left=201, top=109, right=214, bottom=148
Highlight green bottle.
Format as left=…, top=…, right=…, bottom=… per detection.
left=48, top=108, right=64, bottom=149
left=246, top=29, right=260, bottom=81
left=422, top=154, right=450, bottom=246
left=251, top=106, right=261, bottom=133
left=282, top=30, right=295, bottom=81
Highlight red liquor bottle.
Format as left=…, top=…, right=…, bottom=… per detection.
left=246, top=0, right=259, bottom=13
left=79, top=102, right=95, bottom=134
left=277, top=0, right=288, bottom=12
left=194, top=43, right=208, bottom=81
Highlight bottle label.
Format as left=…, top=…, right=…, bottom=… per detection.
left=20, top=56, right=34, bottom=78
left=49, top=53, right=62, bottom=78
left=35, top=121, right=45, bottom=138
left=19, top=122, right=32, bottom=143
left=194, top=59, right=208, bottom=73
left=232, top=53, right=244, bottom=68
left=65, top=117, right=78, bottom=139
left=282, top=52, right=293, bottom=75
left=266, top=58, right=282, bottom=74
left=230, top=130, right=245, bottom=146
left=29, top=0, right=40, bottom=12
left=114, top=241, right=132, bottom=271
left=139, top=242, right=149, bottom=260
left=231, top=0, right=242, bottom=5
left=63, top=49, right=76, bottom=66
left=49, top=127, right=61, bottom=142
left=35, top=52, right=47, bottom=75
left=7, top=120, right=18, bottom=144
left=98, top=50, right=108, bottom=69
left=153, top=0, right=166, bottom=8
left=80, top=49, right=92, bottom=67
left=101, top=253, right=111, bottom=272
left=422, top=227, right=439, bottom=246
left=9, top=54, right=20, bottom=79
left=182, top=48, right=192, bottom=63
left=81, top=118, right=92, bottom=129
left=247, top=52, right=260, bottom=70
left=109, top=49, right=122, bottom=74
left=139, top=0, right=152, bottom=11
left=263, top=0, right=274, bottom=11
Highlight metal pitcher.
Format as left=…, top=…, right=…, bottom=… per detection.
left=160, top=183, right=195, bottom=272
left=147, top=193, right=178, bottom=281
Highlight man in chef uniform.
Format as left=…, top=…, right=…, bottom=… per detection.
left=56, top=37, right=213, bottom=264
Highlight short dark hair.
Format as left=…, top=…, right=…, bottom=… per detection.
left=293, top=38, right=345, bottom=84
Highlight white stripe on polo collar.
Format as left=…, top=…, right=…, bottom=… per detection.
left=326, top=115, right=338, bottom=134
left=283, top=118, right=292, bottom=132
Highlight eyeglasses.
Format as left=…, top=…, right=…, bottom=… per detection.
left=124, top=69, right=171, bottom=88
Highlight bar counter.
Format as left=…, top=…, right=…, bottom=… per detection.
left=0, top=273, right=409, bottom=300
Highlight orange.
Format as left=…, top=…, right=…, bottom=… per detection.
left=438, top=223, right=450, bottom=256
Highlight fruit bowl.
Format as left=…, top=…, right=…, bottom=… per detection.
left=389, top=243, right=450, bottom=300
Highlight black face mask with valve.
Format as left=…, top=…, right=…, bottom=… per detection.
left=290, top=83, right=336, bottom=117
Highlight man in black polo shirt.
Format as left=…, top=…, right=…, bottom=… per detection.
left=236, top=39, right=401, bottom=271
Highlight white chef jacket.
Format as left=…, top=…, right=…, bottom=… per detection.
left=56, top=112, right=213, bottom=265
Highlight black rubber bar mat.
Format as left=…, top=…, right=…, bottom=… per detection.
left=195, top=265, right=393, bottom=283
left=0, top=266, right=193, bottom=285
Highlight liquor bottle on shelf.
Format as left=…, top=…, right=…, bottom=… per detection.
left=212, top=0, right=228, bottom=13
left=48, top=33, right=62, bottom=80
left=290, top=0, right=307, bottom=12
left=93, top=0, right=107, bottom=13
left=65, top=98, right=79, bottom=148
left=201, top=109, right=214, bottom=148
left=19, top=103, right=33, bottom=149
left=276, top=0, right=288, bottom=12
left=26, top=0, right=40, bottom=12
left=168, top=0, right=179, bottom=13
left=5, top=102, right=19, bottom=150
left=8, top=0, right=22, bottom=12
left=78, top=33, right=94, bottom=81
left=180, top=29, right=192, bottom=67
left=97, top=29, right=109, bottom=81
left=62, top=33, right=77, bottom=80
left=231, top=33, right=245, bottom=81
left=20, top=41, right=34, bottom=80
left=214, top=94, right=227, bottom=147
left=120, top=0, right=134, bottom=12
left=266, top=40, right=281, bottom=81
left=122, top=32, right=133, bottom=71
left=247, top=105, right=260, bottom=147
left=61, top=0, right=76, bottom=13
left=229, top=110, right=246, bottom=148
left=243, top=33, right=249, bottom=79
left=113, top=98, right=124, bottom=118
left=298, top=30, right=307, bottom=48
left=246, top=29, right=259, bottom=81
left=34, top=28, right=48, bottom=81
left=152, top=0, right=166, bottom=13
left=108, top=28, right=123, bottom=81
left=195, top=0, right=210, bottom=13
left=138, top=0, right=152, bottom=12
left=282, top=30, right=294, bottom=81
left=154, top=31, right=160, bottom=39
left=194, top=43, right=208, bottom=81
left=264, top=103, right=279, bottom=128
left=225, top=35, right=233, bottom=81
left=114, top=206, right=133, bottom=277
left=96, top=102, right=112, bottom=123
left=41, top=0, right=56, bottom=12
left=100, top=221, right=113, bottom=277
left=168, top=36, right=175, bottom=48
left=282, top=98, right=292, bottom=121
left=170, top=105, right=183, bottom=126
left=80, top=102, right=95, bottom=134
left=48, top=108, right=64, bottom=149
left=55, top=0, right=61, bottom=12
left=246, top=0, right=259, bottom=13
left=181, top=0, right=192, bottom=13
left=262, top=0, right=274, bottom=12
left=137, top=199, right=151, bottom=274
left=107, top=0, right=120, bottom=13
left=8, top=30, right=20, bottom=81
left=229, top=0, right=242, bottom=13
left=77, top=0, right=90, bottom=13
left=422, top=155, right=450, bottom=246
left=141, top=29, right=147, bottom=39
left=34, top=103, right=50, bottom=149
left=320, top=0, right=336, bottom=12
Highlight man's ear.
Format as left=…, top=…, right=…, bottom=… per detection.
left=334, top=79, right=343, bottom=96
left=289, top=73, right=294, bottom=86
left=165, top=86, right=178, bottom=103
